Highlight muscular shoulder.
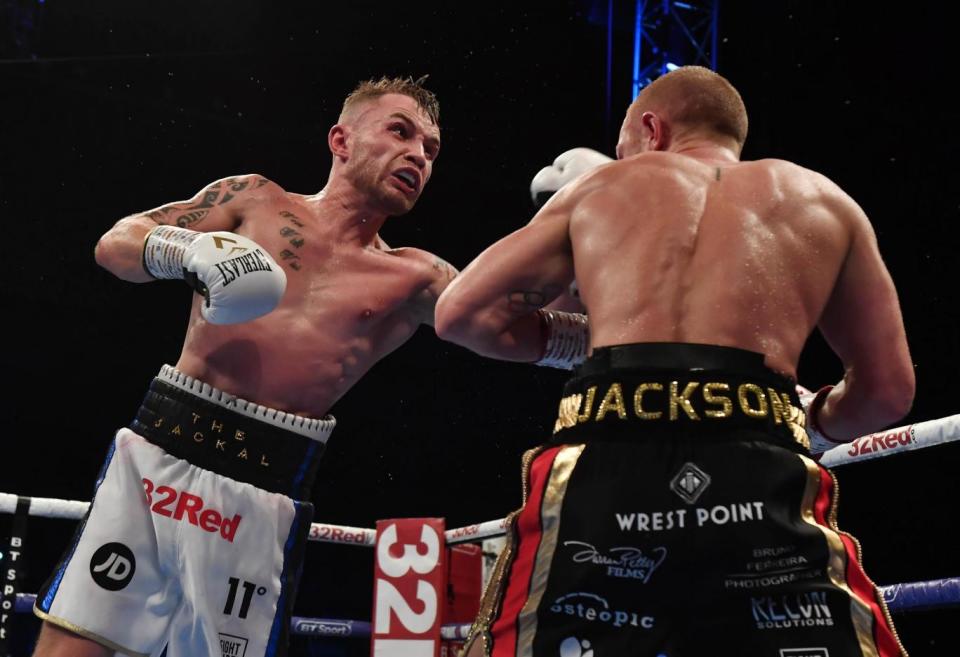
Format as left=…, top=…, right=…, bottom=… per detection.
left=765, top=160, right=862, bottom=213
left=214, top=175, right=292, bottom=226
left=755, top=159, right=840, bottom=195
left=390, top=247, right=459, bottom=286
left=565, top=153, right=679, bottom=206
left=391, top=247, right=454, bottom=271
left=139, top=173, right=287, bottom=231
left=213, top=173, right=286, bottom=200
left=189, top=174, right=287, bottom=215
left=757, top=160, right=869, bottom=241
left=543, top=157, right=628, bottom=212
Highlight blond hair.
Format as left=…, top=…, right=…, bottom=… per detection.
left=340, top=75, right=439, bottom=125
left=632, top=66, right=747, bottom=146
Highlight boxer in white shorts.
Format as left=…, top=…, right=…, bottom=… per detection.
left=36, top=366, right=332, bottom=656
left=33, top=76, right=456, bottom=657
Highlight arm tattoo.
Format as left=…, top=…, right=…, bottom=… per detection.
left=432, top=257, right=458, bottom=284
left=219, top=177, right=254, bottom=204
left=507, top=285, right=563, bottom=314
left=280, top=225, right=306, bottom=253
left=145, top=177, right=266, bottom=228
left=279, top=210, right=305, bottom=227
left=143, top=204, right=209, bottom=228
left=279, top=249, right=302, bottom=271
left=144, top=206, right=177, bottom=222
left=176, top=210, right=212, bottom=227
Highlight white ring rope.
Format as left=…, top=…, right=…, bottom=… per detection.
left=0, top=496, right=89, bottom=520
left=3, top=411, right=959, bottom=644
left=818, top=414, right=960, bottom=467
left=2, top=413, right=957, bottom=544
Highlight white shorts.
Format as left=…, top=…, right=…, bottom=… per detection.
left=34, top=365, right=335, bottom=657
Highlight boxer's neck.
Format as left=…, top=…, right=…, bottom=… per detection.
left=308, top=182, right=389, bottom=245
left=669, top=136, right=739, bottom=163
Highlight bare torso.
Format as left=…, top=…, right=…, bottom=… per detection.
left=571, top=153, right=853, bottom=378
left=175, top=188, right=438, bottom=417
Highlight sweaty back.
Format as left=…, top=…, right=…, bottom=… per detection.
left=570, top=153, right=851, bottom=377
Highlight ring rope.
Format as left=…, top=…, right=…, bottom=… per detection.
left=13, top=575, right=960, bottom=639
left=818, top=414, right=960, bottom=467
left=11, top=592, right=471, bottom=639
left=4, top=414, right=956, bottom=544
left=3, top=413, right=958, bottom=634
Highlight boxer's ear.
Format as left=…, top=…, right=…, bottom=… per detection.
left=329, top=124, right=350, bottom=161
left=640, top=111, right=670, bottom=151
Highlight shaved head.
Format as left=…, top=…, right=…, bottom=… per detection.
left=626, top=66, right=747, bottom=149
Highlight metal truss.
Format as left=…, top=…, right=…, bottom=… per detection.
left=633, top=0, right=719, bottom=97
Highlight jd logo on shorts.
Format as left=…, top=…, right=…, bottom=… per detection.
left=89, top=542, right=136, bottom=591
left=670, top=462, right=711, bottom=504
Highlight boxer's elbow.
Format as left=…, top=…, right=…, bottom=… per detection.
left=856, top=362, right=915, bottom=427
left=94, top=231, right=152, bottom=282
left=93, top=233, right=120, bottom=272
left=872, top=372, right=915, bottom=426
left=434, top=291, right=456, bottom=338
left=435, top=297, right=477, bottom=345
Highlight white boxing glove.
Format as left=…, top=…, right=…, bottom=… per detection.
left=143, top=225, right=287, bottom=325
left=530, top=147, right=614, bottom=207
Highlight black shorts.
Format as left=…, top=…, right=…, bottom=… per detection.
left=467, top=343, right=905, bottom=657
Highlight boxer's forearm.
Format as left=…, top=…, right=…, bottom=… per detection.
left=817, top=373, right=913, bottom=441
left=543, top=289, right=585, bottom=313
left=94, top=214, right=160, bottom=283
left=436, top=304, right=543, bottom=362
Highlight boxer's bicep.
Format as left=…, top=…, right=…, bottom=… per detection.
left=139, top=174, right=274, bottom=232
left=95, top=174, right=271, bottom=282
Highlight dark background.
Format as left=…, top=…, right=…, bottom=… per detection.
left=2, top=1, right=957, bottom=655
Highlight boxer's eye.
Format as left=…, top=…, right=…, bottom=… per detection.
left=389, top=123, right=408, bottom=137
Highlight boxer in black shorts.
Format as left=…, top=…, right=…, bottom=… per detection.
left=436, top=66, right=913, bottom=655
left=467, top=344, right=902, bottom=655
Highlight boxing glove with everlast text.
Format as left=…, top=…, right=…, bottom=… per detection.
left=143, top=225, right=286, bottom=325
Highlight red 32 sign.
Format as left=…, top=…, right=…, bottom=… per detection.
left=371, top=518, right=447, bottom=657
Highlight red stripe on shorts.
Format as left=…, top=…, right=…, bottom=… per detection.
left=814, top=465, right=903, bottom=657
left=490, top=446, right=563, bottom=657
